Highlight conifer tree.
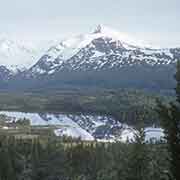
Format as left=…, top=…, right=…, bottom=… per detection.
left=157, top=61, right=180, bottom=180
left=175, top=60, right=180, bottom=102
left=129, top=109, right=150, bottom=180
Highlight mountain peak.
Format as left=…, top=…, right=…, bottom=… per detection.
left=92, top=25, right=134, bottom=44
left=92, top=24, right=118, bottom=35
left=93, top=24, right=103, bottom=34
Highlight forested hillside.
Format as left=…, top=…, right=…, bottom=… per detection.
left=0, top=135, right=169, bottom=180
left=0, top=89, right=172, bottom=126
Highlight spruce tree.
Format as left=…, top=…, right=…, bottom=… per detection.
left=175, top=60, right=180, bottom=102
left=129, top=108, right=150, bottom=180
left=157, top=61, right=180, bottom=180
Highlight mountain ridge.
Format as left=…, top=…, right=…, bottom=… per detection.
left=25, top=25, right=178, bottom=80
left=0, top=25, right=180, bottom=90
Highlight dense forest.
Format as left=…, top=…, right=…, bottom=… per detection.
left=0, top=88, right=172, bottom=126
left=0, top=134, right=169, bottom=180
left=0, top=64, right=180, bottom=179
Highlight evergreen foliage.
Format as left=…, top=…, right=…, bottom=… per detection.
left=0, top=135, right=169, bottom=180
left=157, top=61, right=180, bottom=180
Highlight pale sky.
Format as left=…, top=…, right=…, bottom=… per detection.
left=0, top=0, right=180, bottom=47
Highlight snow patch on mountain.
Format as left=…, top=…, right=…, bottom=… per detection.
left=0, top=111, right=164, bottom=142
left=54, top=128, right=94, bottom=141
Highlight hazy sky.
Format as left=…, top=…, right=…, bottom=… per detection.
left=0, top=0, right=180, bottom=47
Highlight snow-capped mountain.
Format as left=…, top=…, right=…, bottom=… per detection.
left=0, top=37, right=39, bottom=74
left=0, top=25, right=179, bottom=90
left=28, top=25, right=179, bottom=76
